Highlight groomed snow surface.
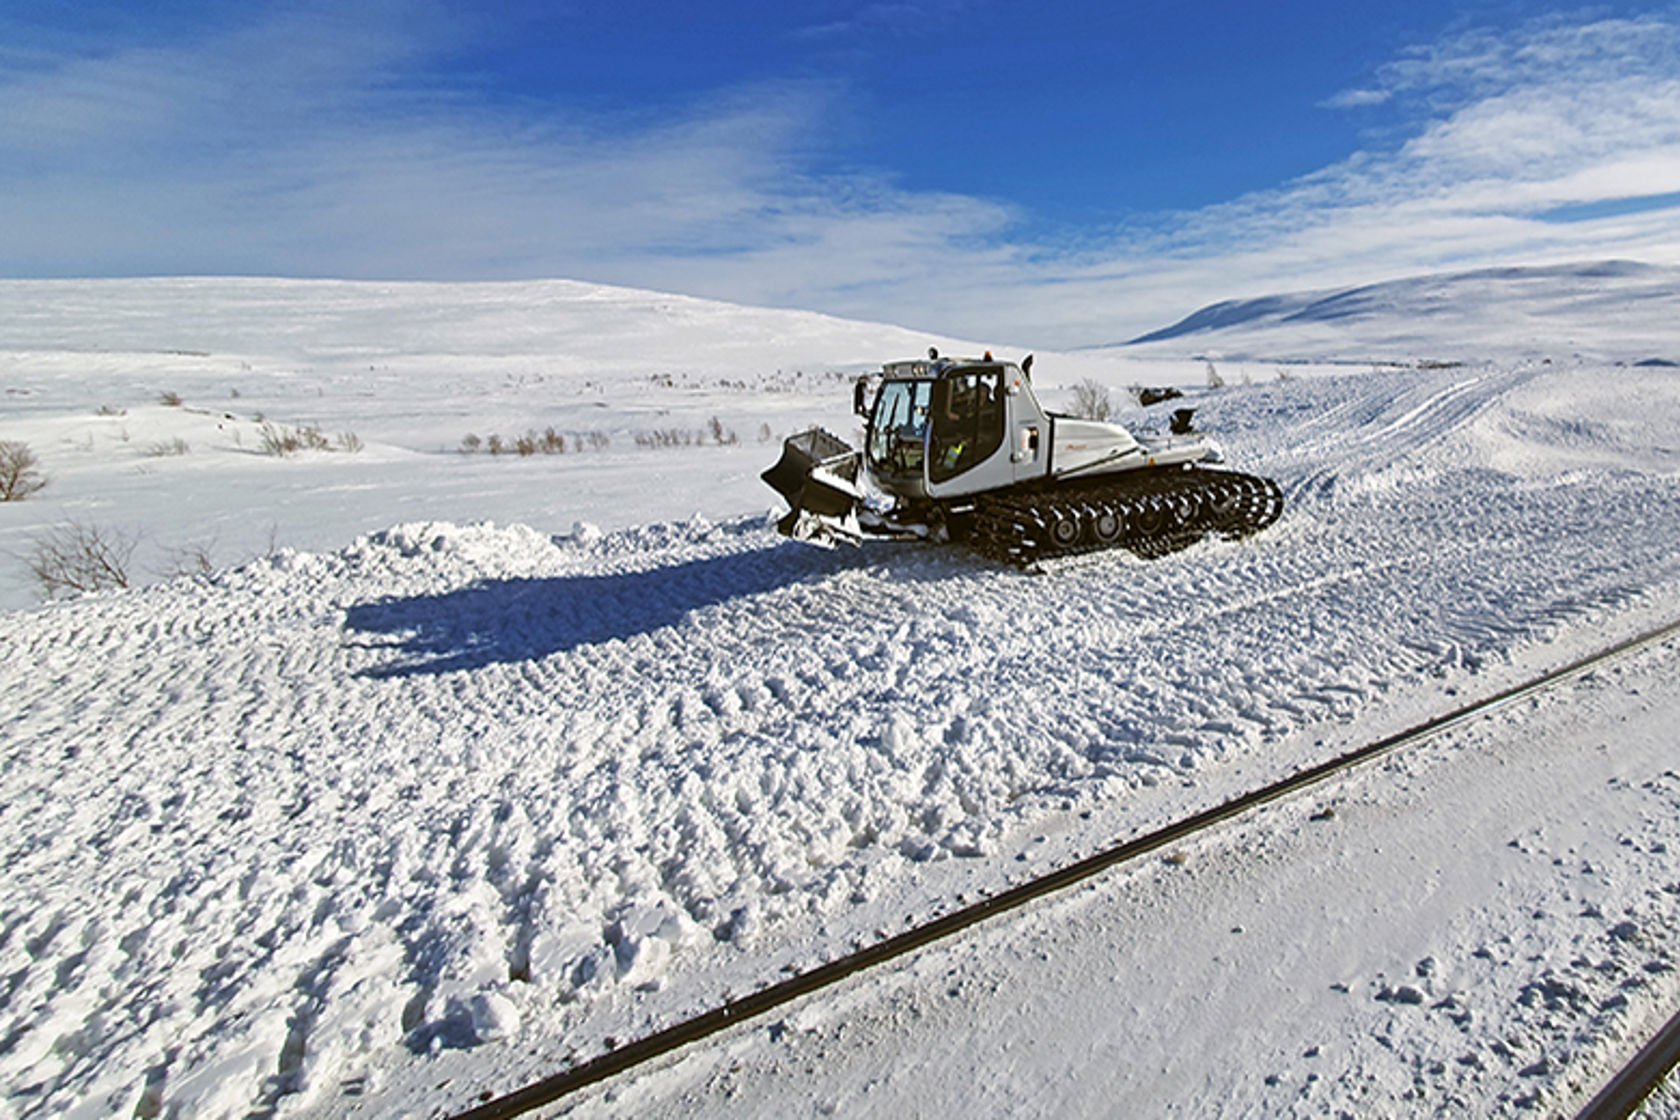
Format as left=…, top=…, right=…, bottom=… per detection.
left=3, top=279, right=1680, bottom=1117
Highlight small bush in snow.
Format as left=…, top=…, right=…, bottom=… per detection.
left=707, top=416, right=738, bottom=445
left=258, top=422, right=335, bottom=456
left=462, top=429, right=608, bottom=455
left=336, top=431, right=364, bottom=453
left=26, top=521, right=135, bottom=597
left=0, top=441, right=47, bottom=501
left=758, top=422, right=773, bottom=443
left=1205, top=361, right=1226, bottom=390
left=1070, top=379, right=1114, bottom=421
left=634, top=428, right=697, bottom=449
left=158, top=539, right=215, bottom=579
left=96, top=404, right=127, bottom=417
left=159, top=390, right=184, bottom=407
left=146, top=437, right=191, bottom=457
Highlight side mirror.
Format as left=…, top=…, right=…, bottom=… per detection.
left=1021, top=353, right=1034, bottom=380
left=853, top=377, right=871, bottom=417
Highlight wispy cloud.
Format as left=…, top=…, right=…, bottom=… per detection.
left=1021, top=11, right=1680, bottom=341
left=1319, top=87, right=1391, bottom=109
left=790, top=2, right=966, bottom=42
left=2, top=4, right=1679, bottom=347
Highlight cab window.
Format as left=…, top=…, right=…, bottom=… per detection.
left=867, top=379, right=931, bottom=474
left=929, top=368, right=1005, bottom=482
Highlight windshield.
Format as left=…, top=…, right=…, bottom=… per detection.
left=867, top=379, right=931, bottom=475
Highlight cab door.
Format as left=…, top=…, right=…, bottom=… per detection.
left=1006, top=367, right=1049, bottom=484
left=928, top=367, right=1006, bottom=486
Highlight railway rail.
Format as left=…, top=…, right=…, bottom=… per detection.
left=454, top=618, right=1680, bottom=1120
left=1575, top=1006, right=1680, bottom=1120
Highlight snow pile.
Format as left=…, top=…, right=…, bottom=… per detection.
left=5, top=354, right=1680, bottom=1113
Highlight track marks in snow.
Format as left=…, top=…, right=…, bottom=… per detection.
left=6, top=366, right=1680, bottom=1115
left=1263, top=367, right=1529, bottom=509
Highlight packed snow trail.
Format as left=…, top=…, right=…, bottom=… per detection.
left=3, top=364, right=1680, bottom=1115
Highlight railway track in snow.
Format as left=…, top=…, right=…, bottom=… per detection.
left=1576, top=1006, right=1680, bottom=1120
left=453, top=617, right=1680, bottom=1120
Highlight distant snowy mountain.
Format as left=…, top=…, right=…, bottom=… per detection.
left=1115, top=260, right=1680, bottom=364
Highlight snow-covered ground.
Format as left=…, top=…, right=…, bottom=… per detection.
left=2, top=276, right=1679, bottom=1117
left=579, top=632, right=1680, bottom=1118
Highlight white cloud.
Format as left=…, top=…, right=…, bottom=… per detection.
left=3, top=5, right=1680, bottom=346
left=1320, top=87, right=1390, bottom=110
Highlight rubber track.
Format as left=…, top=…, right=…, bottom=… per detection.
left=969, top=467, right=1285, bottom=567
left=451, top=617, right=1680, bottom=1120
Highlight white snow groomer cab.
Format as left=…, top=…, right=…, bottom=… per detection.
left=762, top=350, right=1283, bottom=567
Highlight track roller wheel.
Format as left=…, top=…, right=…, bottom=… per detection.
left=1091, top=508, right=1124, bottom=545
left=1133, top=498, right=1171, bottom=538
left=1047, top=509, right=1082, bottom=549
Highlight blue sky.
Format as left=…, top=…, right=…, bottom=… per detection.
left=3, top=1, right=1680, bottom=344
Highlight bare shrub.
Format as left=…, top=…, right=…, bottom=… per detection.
left=1205, top=361, right=1226, bottom=390
left=1070, top=379, right=1114, bottom=421
left=706, top=416, right=738, bottom=445
left=468, top=428, right=608, bottom=457
left=258, top=422, right=333, bottom=456
left=0, top=441, right=47, bottom=500
left=758, top=422, right=773, bottom=443
left=158, top=539, right=216, bottom=579
left=634, top=429, right=695, bottom=449
left=26, top=522, right=136, bottom=597
left=336, top=431, right=363, bottom=453
left=258, top=422, right=292, bottom=456
left=146, top=437, right=191, bottom=457
left=159, top=390, right=183, bottom=407
left=96, top=404, right=127, bottom=417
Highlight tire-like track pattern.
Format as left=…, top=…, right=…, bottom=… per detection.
left=969, top=467, right=1285, bottom=567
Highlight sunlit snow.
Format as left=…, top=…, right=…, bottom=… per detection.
left=2, top=270, right=1678, bottom=1117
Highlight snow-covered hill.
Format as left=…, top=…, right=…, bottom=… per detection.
left=0, top=277, right=1193, bottom=613
left=3, top=276, right=1680, bottom=1116
left=1114, top=260, right=1680, bottom=365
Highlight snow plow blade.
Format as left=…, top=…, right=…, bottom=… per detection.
left=761, top=428, right=865, bottom=544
